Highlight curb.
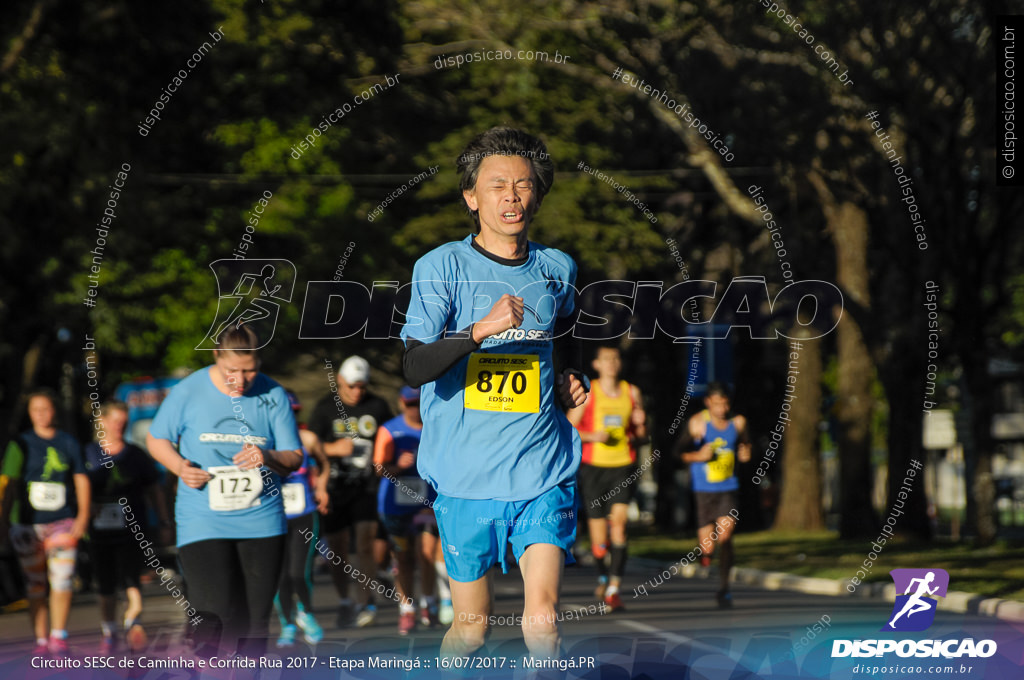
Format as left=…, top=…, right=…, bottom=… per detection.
left=631, top=558, right=1024, bottom=623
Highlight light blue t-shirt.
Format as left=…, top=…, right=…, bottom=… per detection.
left=148, top=367, right=302, bottom=547
left=401, top=235, right=581, bottom=501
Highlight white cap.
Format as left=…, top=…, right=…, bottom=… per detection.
left=339, top=356, right=370, bottom=384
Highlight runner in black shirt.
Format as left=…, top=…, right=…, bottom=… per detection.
left=308, top=356, right=393, bottom=627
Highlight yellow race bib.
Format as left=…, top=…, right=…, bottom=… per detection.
left=705, top=446, right=735, bottom=483
left=464, top=353, right=540, bottom=413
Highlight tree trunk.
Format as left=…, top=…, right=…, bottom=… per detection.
left=834, top=203, right=878, bottom=537
left=808, top=171, right=879, bottom=538
left=881, top=332, right=931, bottom=539
left=964, top=362, right=997, bottom=545
left=772, top=328, right=824, bottom=531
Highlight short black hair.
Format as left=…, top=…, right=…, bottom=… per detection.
left=456, top=127, right=554, bottom=232
left=705, top=381, right=731, bottom=399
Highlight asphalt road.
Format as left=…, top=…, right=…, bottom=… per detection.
left=0, top=555, right=1020, bottom=679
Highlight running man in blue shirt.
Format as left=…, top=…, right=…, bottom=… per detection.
left=402, top=128, right=588, bottom=659
left=678, top=382, right=750, bottom=607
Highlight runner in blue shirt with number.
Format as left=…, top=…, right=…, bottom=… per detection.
left=402, top=127, right=589, bottom=659
left=147, top=324, right=301, bottom=657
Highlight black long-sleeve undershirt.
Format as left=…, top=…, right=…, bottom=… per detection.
left=402, top=326, right=480, bottom=388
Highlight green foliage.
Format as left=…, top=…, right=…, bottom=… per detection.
left=1, top=0, right=1019, bottom=478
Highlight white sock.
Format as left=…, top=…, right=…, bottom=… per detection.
left=400, top=601, right=416, bottom=614
left=606, top=583, right=619, bottom=596
left=102, top=621, right=116, bottom=637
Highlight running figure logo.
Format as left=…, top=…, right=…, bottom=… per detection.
left=882, top=568, right=949, bottom=632
left=41, top=447, right=69, bottom=480
left=197, top=259, right=296, bottom=350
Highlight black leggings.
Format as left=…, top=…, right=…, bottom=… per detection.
left=178, top=534, right=285, bottom=656
left=276, top=513, right=317, bottom=622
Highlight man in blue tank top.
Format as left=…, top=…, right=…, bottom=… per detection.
left=679, top=382, right=750, bottom=607
left=401, top=128, right=588, bottom=659
left=373, top=386, right=442, bottom=637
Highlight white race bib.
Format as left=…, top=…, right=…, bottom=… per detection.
left=282, top=482, right=306, bottom=515
left=208, top=465, right=263, bottom=511
left=394, top=477, right=428, bottom=507
left=28, top=482, right=65, bottom=512
left=93, top=502, right=126, bottom=530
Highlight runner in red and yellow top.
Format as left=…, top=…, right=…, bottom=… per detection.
left=568, top=346, right=646, bottom=611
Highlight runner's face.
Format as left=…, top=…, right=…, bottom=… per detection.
left=340, top=379, right=367, bottom=405
left=463, top=155, right=538, bottom=239
left=101, top=408, right=128, bottom=441
left=705, top=394, right=730, bottom=420
left=402, top=399, right=420, bottom=421
left=592, top=348, right=621, bottom=379
left=28, top=396, right=56, bottom=430
left=215, top=351, right=260, bottom=396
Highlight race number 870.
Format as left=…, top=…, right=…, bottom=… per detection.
left=464, top=353, right=540, bottom=413
left=475, top=370, right=528, bottom=394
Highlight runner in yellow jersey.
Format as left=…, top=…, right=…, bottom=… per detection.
left=568, top=346, right=646, bottom=611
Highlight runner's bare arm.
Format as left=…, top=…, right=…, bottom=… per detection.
left=372, top=428, right=405, bottom=479
left=146, top=432, right=212, bottom=489
left=733, top=414, right=751, bottom=463
left=629, top=384, right=649, bottom=444
left=322, top=438, right=355, bottom=457
left=680, top=415, right=713, bottom=463
left=233, top=445, right=302, bottom=476
left=0, top=442, right=22, bottom=536
left=568, top=405, right=608, bottom=442
left=300, top=429, right=329, bottom=475
left=71, top=473, right=91, bottom=539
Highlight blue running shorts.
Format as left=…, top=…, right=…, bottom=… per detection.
left=434, top=482, right=577, bottom=582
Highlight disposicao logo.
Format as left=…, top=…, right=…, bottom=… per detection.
left=832, top=568, right=997, bottom=659
left=883, top=568, right=949, bottom=632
